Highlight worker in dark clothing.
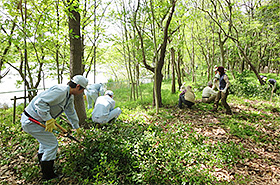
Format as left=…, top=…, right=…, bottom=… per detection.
left=263, top=77, right=277, bottom=92
left=211, top=66, right=232, bottom=115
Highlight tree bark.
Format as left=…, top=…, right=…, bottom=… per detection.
left=67, top=0, right=87, bottom=127
left=171, top=48, right=176, bottom=94
left=56, top=0, right=61, bottom=84
left=154, top=0, right=176, bottom=113
left=175, top=51, right=182, bottom=89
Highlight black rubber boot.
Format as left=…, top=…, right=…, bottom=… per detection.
left=37, top=153, right=43, bottom=164
left=38, top=153, right=43, bottom=173
left=108, top=117, right=116, bottom=123
left=41, top=160, right=59, bottom=180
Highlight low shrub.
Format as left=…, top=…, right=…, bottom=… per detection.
left=230, top=70, right=279, bottom=99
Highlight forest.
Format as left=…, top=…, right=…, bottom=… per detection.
left=0, top=0, right=280, bottom=184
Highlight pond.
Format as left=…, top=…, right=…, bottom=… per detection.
left=0, top=67, right=109, bottom=108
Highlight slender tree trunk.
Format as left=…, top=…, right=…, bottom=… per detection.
left=67, top=0, right=87, bottom=126
left=56, top=0, right=61, bottom=84
left=236, top=43, right=264, bottom=85
left=218, top=29, right=226, bottom=66
left=171, top=48, right=176, bottom=94
left=154, top=0, right=176, bottom=113
left=191, top=27, right=195, bottom=83
left=176, top=51, right=182, bottom=89
left=122, top=2, right=135, bottom=101
left=93, top=0, right=97, bottom=83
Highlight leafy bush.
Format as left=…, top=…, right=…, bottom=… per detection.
left=60, top=120, right=149, bottom=184
left=57, top=111, right=249, bottom=184
left=230, top=70, right=278, bottom=99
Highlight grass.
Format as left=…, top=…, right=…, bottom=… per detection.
left=1, top=71, right=280, bottom=184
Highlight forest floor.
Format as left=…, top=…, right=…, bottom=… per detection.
left=166, top=99, right=280, bottom=184
left=1, top=98, right=280, bottom=184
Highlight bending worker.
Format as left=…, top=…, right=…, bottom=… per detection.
left=20, top=75, right=88, bottom=180
left=85, top=83, right=106, bottom=109
left=202, top=81, right=217, bottom=103
left=268, top=78, right=277, bottom=92
left=91, top=90, right=121, bottom=124
left=263, top=77, right=277, bottom=93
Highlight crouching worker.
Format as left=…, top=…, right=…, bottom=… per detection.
left=262, top=77, right=277, bottom=92
left=267, top=78, right=277, bottom=93
left=202, top=81, right=217, bottom=103
left=91, top=90, right=121, bottom=125
left=85, top=83, right=106, bottom=109
left=20, top=75, right=88, bottom=180
left=178, top=85, right=195, bottom=109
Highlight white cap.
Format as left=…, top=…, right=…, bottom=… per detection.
left=71, top=75, right=88, bottom=89
left=213, top=65, right=218, bottom=71
left=207, top=81, right=213, bottom=86
left=105, top=90, right=114, bottom=96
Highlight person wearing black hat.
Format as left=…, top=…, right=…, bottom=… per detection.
left=211, top=66, right=232, bottom=115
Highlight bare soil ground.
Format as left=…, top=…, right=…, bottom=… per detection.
left=167, top=99, right=280, bottom=184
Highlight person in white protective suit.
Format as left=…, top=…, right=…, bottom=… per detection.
left=85, top=83, right=106, bottom=109
left=20, top=75, right=88, bottom=180
left=91, top=90, right=122, bottom=124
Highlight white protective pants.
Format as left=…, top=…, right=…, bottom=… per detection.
left=85, top=90, right=98, bottom=109
left=92, top=107, right=122, bottom=124
left=21, top=114, right=58, bottom=161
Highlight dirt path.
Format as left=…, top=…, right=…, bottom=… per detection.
left=167, top=100, right=280, bottom=184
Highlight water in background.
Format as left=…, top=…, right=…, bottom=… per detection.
left=0, top=67, right=109, bottom=108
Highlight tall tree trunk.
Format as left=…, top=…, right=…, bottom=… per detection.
left=171, top=48, right=176, bottom=94
left=56, top=0, right=61, bottom=84
left=154, top=0, right=176, bottom=113
left=175, top=51, right=182, bottom=89
left=133, top=28, right=140, bottom=99
left=218, top=29, right=226, bottom=66
left=67, top=0, right=87, bottom=127
left=93, top=0, right=97, bottom=83
left=122, top=2, right=135, bottom=101
left=237, top=43, right=264, bottom=85
left=191, top=27, right=195, bottom=83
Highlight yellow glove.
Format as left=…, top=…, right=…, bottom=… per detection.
left=45, top=118, right=57, bottom=133
left=76, top=128, right=83, bottom=136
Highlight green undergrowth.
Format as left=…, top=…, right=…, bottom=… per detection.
left=1, top=72, right=280, bottom=184
left=59, top=112, right=249, bottom=184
